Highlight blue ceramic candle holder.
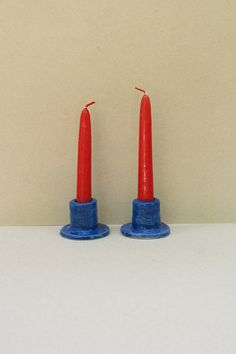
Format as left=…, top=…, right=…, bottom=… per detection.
left=60, top=199, right=109, bottom=240
left=121, top=198, right=170, bottom=239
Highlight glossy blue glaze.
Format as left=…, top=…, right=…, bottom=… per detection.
left=60, top=199, right=109, bottom=240
left=121, top=198, right=170, bottom=239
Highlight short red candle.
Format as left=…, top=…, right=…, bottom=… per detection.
left=136, top=87, right=154, bottom=201
left=76, top=102, right=95, bottom=203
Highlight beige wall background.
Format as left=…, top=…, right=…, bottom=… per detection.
left=0, top=0, right=236, bottom=225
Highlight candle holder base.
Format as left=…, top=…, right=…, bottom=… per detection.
left=60, top=223, right=109, bottom=240
left=60, top=199, right=109, bottom=240
left=121, top=198, right=170, bottom=239
left=121, top=222, right=170, bottom=239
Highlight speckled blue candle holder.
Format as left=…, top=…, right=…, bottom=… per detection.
left=60, top=199, right=109, bottom=240
left=121, top=198, right=170, bottom=239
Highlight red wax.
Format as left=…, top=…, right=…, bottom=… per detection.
left=136, top=88, right=154, bottom=201
left=76, top=102, right=95, bottom=203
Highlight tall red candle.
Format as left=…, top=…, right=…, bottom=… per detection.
left=76, top=102, right=95, bottom=203
left=136, top=87, right=154, bottom=201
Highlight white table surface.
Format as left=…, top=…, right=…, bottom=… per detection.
left=0, top=224, right=235, bottom=354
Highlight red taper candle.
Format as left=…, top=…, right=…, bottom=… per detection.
left=135, top=87, right=154, bottom=201
left=76, top=101, right=95, bottom=203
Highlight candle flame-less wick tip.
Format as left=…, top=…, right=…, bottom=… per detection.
left=134, top=86, right=146, bottom=94
left=85, top=101, right=96, bottom=108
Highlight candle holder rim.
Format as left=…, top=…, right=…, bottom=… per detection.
left=71, top=198, right=96, bottom=206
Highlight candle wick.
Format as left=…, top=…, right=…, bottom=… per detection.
left=85, top=101, right=96, bottom=108
left=134, top=86, right=146, bottom=94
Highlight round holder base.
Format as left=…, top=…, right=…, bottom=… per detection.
left=121, top=198, right=170, bottom=239
left=60, top=199, right=109, bottom=240
left=121, top=222, right=170, bottom=239
left=60, top=223, right=109, bottom=240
